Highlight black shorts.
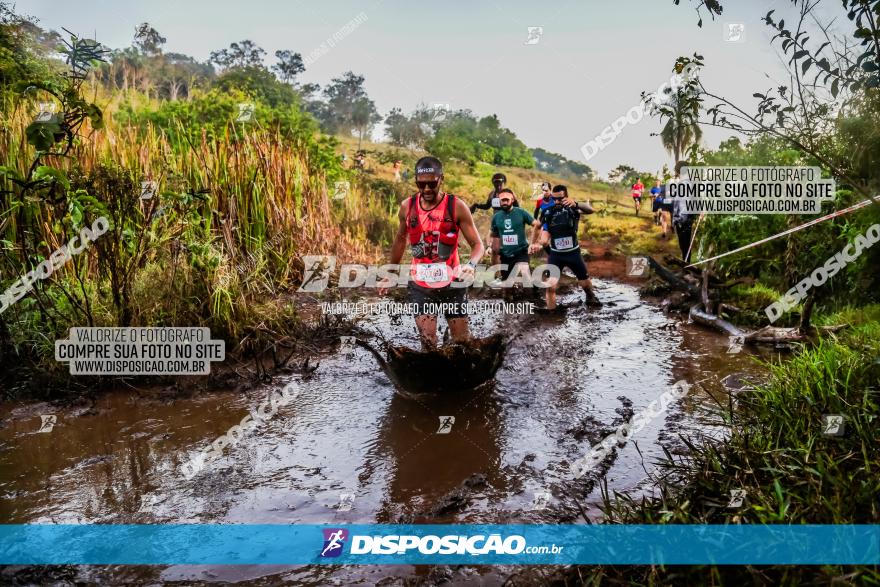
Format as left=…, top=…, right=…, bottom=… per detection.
left=661, top=202, right=674, bottom=213
left=652, top=199, right=663, bottom=213
left=499, top=250, right=530, bottom=281
left=632, top=196, right=642, bottom=203
left=548, top=249, right=589, bottom=280
left=407, top=282, right=468, bottom=318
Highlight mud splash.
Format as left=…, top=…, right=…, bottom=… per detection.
left=359, top=334, right=506, bottom=396
left=0, top=279, right=777, bottom=584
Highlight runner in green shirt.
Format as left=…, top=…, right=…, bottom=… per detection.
left=490, top=189, right=542, bottom=289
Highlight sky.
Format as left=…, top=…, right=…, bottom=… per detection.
left=18, top=0, right=811, bottom=176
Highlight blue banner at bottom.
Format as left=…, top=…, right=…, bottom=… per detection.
left=0, top=524, right=877, bottom=565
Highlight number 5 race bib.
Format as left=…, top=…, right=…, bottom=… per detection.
left=553, top=236, right=574, bottom=249
left=415, top=263, right=449, bottom=284
left=502, top=234, right=519, bottom=246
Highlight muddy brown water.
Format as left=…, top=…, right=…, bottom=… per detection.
left=0, top=280, right=779, bottom=585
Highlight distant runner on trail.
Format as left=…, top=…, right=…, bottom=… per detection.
left=530, top=181, right=555, bottom=265
left=540, top=185, right=601, bottom=310
left=651, top=179, right=671, bottom=238
left=490, top=189, right=542, bottom=290
left=671, top=161, right=696, bottom=262
left=379, top=156, right=484, bottom=349
left=470, top=172, right=520, bottom=213
left=532, top=181, right=553, bottom=222
left=650, top=179, right=663, bottom=225
left=631, top=177, right=644, bottom=215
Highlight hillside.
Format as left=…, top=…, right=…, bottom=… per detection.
left=335, top=134, right=679, bottom=273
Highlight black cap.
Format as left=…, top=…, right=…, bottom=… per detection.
left=492, top=173, right=506, bottom=183
left=415, top=156, right=443, bottom=177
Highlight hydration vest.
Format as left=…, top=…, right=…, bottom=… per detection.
left=406, top=193, right=460, bottom=288
left=544, top=205, right=580, bottom=252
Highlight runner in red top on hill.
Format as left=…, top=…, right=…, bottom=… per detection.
left=631, top=178, right=645, bottom=216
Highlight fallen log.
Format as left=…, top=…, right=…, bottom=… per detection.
left=653, top=257, right=848, bottom=346
left=689, top=304, right=747, bottom=338
left=691, top=306, right=848, bottom=345
left=745, top=325, right=809, bottom=344
left=647, top=256, right=700, bottom=297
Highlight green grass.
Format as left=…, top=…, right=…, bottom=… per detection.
left=587, top=205, right=676, bottom=257
left=724, top=283, right=800, bottom=327
left=579, top=304, right=880, bottom=585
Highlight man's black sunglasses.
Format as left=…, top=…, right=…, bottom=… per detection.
left=417, top=181, right=439, bottom=190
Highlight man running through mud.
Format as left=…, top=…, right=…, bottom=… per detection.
left=540, top=185, right=601, bottom=310
left=379, top=156, right=484, bottom=349
left=490, top=188, right=542, bottom=293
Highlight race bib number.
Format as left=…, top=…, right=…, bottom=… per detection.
left=491, top=197, right=501, bottom=208
left=502, top=234, right=519, bottom=246
left=415, top=263, right=449, bottom=283
left=553, top=236, right=574, bottom=249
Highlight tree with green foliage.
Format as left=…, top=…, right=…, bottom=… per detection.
left=209, top=40, right=266, bottom=71
left=272, top=49, right=304, bottom=85
left=133, top=22, right=165, bottom=57
left=384, top=105, right=435, bottom=151
left=0, top=2, right=62, bottom=88
left=665, top=0, right=880, bottom=314
left=648, top=71, right=702, bottom=164
left=157, top=52, right=214, bottom=100
left=351, top=97, right=380, bottom=150
left=318, top=71, right=378, bottom=138
left=426, top=110, right=533, bottom=168
left=531, top=147, right=593, bottom=180
left=214, top=65, right=300, bottom=108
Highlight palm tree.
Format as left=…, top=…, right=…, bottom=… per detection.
left=657, top=87, right=702, bottom=164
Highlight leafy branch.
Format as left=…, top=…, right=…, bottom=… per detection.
left=4, top=29, right=109, bottom=203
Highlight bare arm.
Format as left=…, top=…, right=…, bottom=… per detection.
left=378, top=202, right=409, bottom=296
left=470, top=191, right=495, bottom=212
left=388, top=201, right=409, bottom=264
left=530, top=219, right=542, bottom=244
left=491, top=236, right=501, bottom=265
left=577, top=200, right=594, bottom=214
left=456, top=198, right=484, bottom=262
left=562, top=196, right=594, bottom=214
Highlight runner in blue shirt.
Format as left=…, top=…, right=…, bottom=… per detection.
left=540, top=185, right=601, bottom=310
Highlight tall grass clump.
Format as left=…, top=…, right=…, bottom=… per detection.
left=0, top=85, right=393, bottom=394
